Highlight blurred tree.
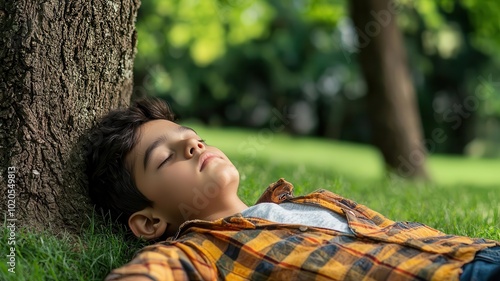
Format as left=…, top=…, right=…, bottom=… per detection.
left=0, top=0, right=139, bottom=233
left=349, top=0, right=429, bottom=179
left=133, top=0, right=500, bottom=160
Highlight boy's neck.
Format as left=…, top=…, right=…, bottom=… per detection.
left=199, top=196, right=248, bottom=221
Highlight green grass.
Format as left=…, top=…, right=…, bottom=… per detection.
left=1, top=216, right=147, bottom=281
left=2, top=125, right=499, bottom=280
left=186, top=122, right=500, bottom=187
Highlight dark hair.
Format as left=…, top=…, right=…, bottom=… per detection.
left=85, top=97, right=176, bottom=228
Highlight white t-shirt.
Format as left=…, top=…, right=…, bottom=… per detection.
left=240, top=202, right=353, bottom=234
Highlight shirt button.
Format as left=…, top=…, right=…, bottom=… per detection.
left=299, top=226, right=308, bottom=232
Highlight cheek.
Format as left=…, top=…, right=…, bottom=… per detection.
left=156, top=164, right=198, bottom=202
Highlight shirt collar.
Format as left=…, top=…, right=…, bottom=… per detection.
left=254, top=178, right=295, bottom=204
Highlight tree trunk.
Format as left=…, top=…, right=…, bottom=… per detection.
left=349, top=0, right=429, bottom=180
left=0, top=0, right=140, bottom=234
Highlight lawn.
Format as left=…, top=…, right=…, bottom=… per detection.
left=2, top=125, right=499, bottom=280
left=186, top=122, right=500, bottom=187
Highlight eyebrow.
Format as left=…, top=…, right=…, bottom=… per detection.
left=143, top=126, right=197, bottom=171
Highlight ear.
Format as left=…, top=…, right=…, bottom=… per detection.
left=128, top=207, right=168, bottom=240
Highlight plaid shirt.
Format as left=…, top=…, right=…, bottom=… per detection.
left=106, top=179, right=499, bottom=281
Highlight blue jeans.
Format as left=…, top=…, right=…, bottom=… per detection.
left=460, top=246, right=500, bottom=281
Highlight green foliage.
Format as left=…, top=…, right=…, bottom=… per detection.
left=415, top=0, right=446, bottom=30
left=301, top=0, right=346, bottom=25
left=460, top=0, right=500, bottom=56
left=408, top=0, right=500, bottom=56
left=134, top=0, right=364, bottom=138
left=136, top=0, right=277, bottom=67
left=133, top=0, right=500, bottom=157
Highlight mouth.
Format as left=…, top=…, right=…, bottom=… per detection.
left=199, top=152, right=221, bottom=172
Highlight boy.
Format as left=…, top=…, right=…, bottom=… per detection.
left=86, top=98, right=500, bottom=281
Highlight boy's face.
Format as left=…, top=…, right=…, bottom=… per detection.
left=125, top=119, right=240, bottom=233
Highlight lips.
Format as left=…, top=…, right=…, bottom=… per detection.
left=198, top=152, right=220, bottom=171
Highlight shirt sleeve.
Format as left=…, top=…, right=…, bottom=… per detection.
left=105, top=242, right=217, bottom=281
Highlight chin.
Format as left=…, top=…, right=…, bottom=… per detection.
left=209, top=165, right=239, bottom=191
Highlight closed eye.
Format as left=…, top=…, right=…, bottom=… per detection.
left=157, top=154, right=173, bottom=169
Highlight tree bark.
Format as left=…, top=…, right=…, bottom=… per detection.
left=0, top=0, right=140, bottom=233
left=349, top=0, right=429, bottom=180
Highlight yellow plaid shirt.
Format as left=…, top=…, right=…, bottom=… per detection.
left=106, top=179, right=499, bottom=281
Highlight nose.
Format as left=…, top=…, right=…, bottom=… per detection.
left=185, top=138, right=205, bottom=158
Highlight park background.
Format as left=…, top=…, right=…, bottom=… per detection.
left=133, top=0, right=500, bottom=185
